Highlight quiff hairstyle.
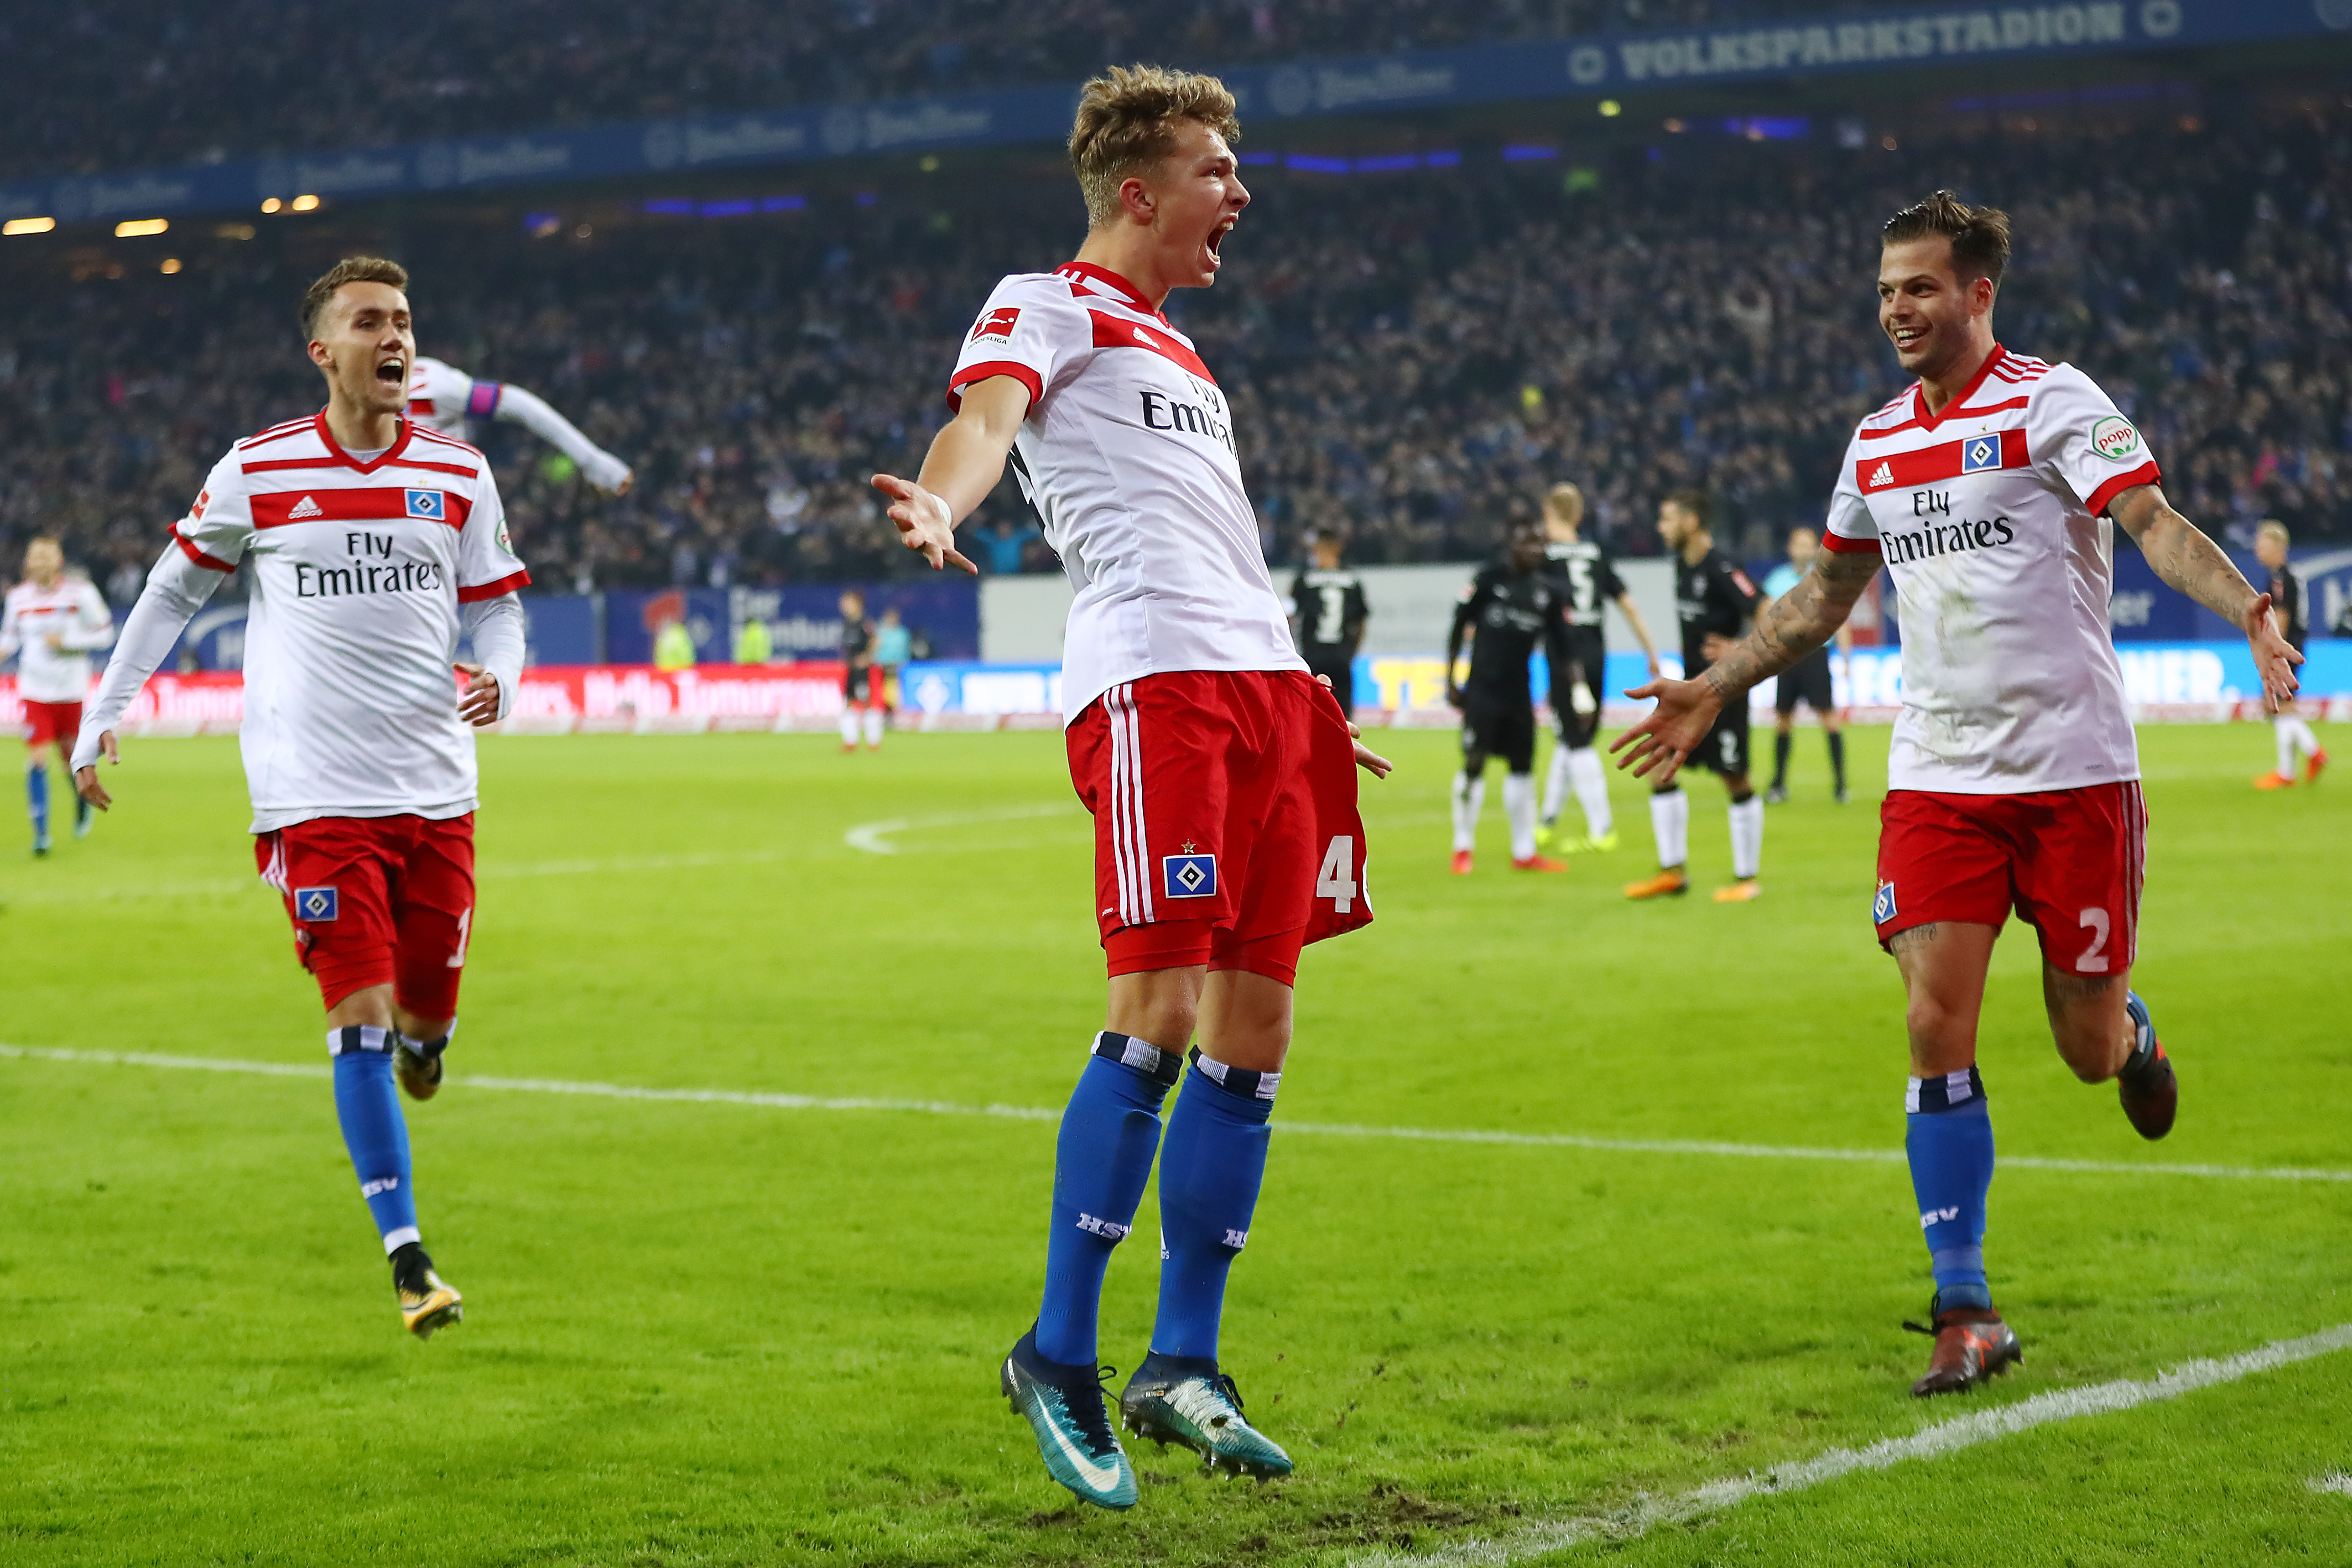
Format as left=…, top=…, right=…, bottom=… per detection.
left=300, top=256, right=410, bottom=338
left=1882, top=190, right=2012, bottom=288
left=1543, top=482, right=1585, bottom=525
left=2257, top=518, right=2291, bottom=545
left=1069, top=65, right=1241, bottom=230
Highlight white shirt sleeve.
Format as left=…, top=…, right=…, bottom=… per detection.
left=70, top=545, right=225, bottom=769
left=0, top=595, right=19, bottom=665
left=460, top=595, right=525, bottom=721
left=171, top=450, right=257, bottom=575
left=455, top=465, right=532, bottom=604
left=415, top=356, right=477, bottom=418
left=63, top=581, right=116, bottom=653
left=947, top=275, right=1086, bottom=415
left=1822, top=431, right=1881, bottom=551
left=2028, top=366, right=2163, bottom=518
left=488, top=382, right=633, bottom=492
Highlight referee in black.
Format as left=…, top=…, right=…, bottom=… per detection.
left=1289, top=528, right=1369, bottom=715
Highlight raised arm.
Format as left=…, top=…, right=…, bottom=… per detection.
left=71, top=545, right=226, bottom=807
left=1612, top=546, right=1879, bottom=784
left=868, top=375, right=1032, bottom=575
left=2109, top=483, right=2300, bottom=710
left=492, top=383, right=633, bottom=494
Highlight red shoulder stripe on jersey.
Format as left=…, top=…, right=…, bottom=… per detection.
left=1857, top=396, right=2030, bottom=440
left=1855, top=428, right=2029, bottom=492
left=1087, top=311, right=1215, bottom=382
left=408, top=399, right=437, bottom=417
left=456, top=569, right=531, bottom=603
left=385, top=457, right=481, bottom=478
left=1057, top=261, right=1164, bottom=320
left=1821, top=529, right=1883, bottom=555
left=946, top=360, right=1042, bottom=414
left=410, top=426, right=487, bottom=459
left=171, top=527, right=237, bottom=572
left=2084, top=461, right=2162, bottom=519
left=250, top=487, right=471, bottom=529
left=240, top=420, right=318, bottom=450
left=244, top=456, right=355, bottom=473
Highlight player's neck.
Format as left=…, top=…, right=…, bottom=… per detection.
left=1070, top=231, right=1174, bottom=312
left=322, top=392, right=402, bottom=455
left=1917, top=333, right=1997, bottom=415
left=1680, top=534, right=1713, bottom=566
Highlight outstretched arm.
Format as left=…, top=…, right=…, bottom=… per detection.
left=2109, top=483, right=2301, bottom=711
left=493, top=383, right=633, bottom=494
left=1612, top=592, right=1662, bottom=676
left=869, top=376, right=1032, bottom=574
left=71, top=546, right=225, bottom=808
left=1612, top=546, right=1879, bottom=785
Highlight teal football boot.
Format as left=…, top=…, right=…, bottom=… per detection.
left=1120, top=1353, right=1293, bottom=1480
left=1000, top=1328, right=1137, bottom=1510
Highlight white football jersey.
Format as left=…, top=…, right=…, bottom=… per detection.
left=1824, top=346, right=2160, bottom=794
left=2, top=576, right=113, bottom=702
left=169, top=411, right=530, bottom=830
left=406, top=356, right=493, bottom=437
left=948, top=262, right=1302, bottom=723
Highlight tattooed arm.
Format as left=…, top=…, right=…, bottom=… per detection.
left=1611, top=545, right=1880, bottom=784
left=2109, top=483, right=2301, bottom=711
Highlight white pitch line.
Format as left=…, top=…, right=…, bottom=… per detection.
left=1354, top=1322, right=2352, bottom=1567
left=2314, top=1472, right=2352, bottom=1497
left=844, top=801, right=1080, bottom=855
left=4, top=1044, right=2348, bottom=1184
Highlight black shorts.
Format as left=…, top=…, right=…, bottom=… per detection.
left=1304, top=650, right=1355, bottom=715
left=1775, top=647, right=1835, bottom=716
left=1549, top=629, right=1607, bottom=748
left=844, top=665, right=877, bottom=704
left=1461, top=693, right=1537, bottom=773
left=1688, top=700, right=1751, bottom=778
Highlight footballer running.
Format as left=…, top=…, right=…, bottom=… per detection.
left=2, top=536, right=116, bottom=855
left=74, top=257, right=532, bottom=1340
left=1615, top=193, right=2302, bottom=1395
left=871, top=65, right=1390, bottom=1510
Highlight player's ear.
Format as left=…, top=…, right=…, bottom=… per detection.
left=1118, top=172, right=1157, bottom=225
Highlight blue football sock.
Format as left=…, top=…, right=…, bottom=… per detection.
left=1906, top=1067, right=1994, bottom=1312
left=27, top=760, right=49, bottom=842
left=1151, top=1048, right=1278, bottom=1364
left=1034, top=1033, right=1179, bottom=1367
left=330, top=1027, right=420, bottom=1253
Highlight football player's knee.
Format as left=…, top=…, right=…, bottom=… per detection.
left=1903, top=992, right=1971, bottom=1054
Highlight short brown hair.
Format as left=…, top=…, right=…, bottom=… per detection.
left=300, top=256, right=409, bottom=338
left=1882, top=190, right=2011, bottom=288
left=1069, top=65, right=1241, bottom=229
left=1662, top=488, right=1710, bottom=528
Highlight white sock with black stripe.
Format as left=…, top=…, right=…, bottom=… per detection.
left=1451, top=772, right=1486, bottom=853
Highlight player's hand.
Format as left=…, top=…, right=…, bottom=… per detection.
left=1610, top=675, right=1724, bottom=786
left=1645, top=653, right=1662, bottom=679
left=608, top=471, right=634, bottom=497
left=456, top=662, right=502, bottom=727
left=871, top=473, right=977, bottom=575
left=2244, top=591, right=2303, bottom=713
left=1314, top=673, right=1392, bottom=778
left=75, top=730, right=119, bottom=811
left=1445, top=683, right=1465, bottom=710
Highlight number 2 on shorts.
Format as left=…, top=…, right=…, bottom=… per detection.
left=2075, top=906, right=2111, bottom=973
left=1317, top=835, right=1357, bottom=914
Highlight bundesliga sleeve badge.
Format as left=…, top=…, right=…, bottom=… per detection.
left=970, top=306, right=1020, bottom=342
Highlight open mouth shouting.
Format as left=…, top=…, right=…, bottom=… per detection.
left=1201, top=216, right=1235, bottom=274
left=374, top=353, right=408, bottom=392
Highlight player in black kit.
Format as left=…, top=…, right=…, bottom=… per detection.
left=1625, top=491, right=1766, bottom=902
left=1447, top=521, right=1568, bottom=874
left=1289, top=529, right=1370, bottom=715
left=1536, top=483, right=1662, bottom=856
left=839, top=588, right=883, bottom=752
left=2251, top=519, right=2327, bottom=788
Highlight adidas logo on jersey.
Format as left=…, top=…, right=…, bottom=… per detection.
left=287, top=494, right=324, bottom=519
left=1867, top=461, right=1894, bottom=489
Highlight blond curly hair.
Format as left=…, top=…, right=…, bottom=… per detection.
left=1069, top=65, right=1241, bottom=230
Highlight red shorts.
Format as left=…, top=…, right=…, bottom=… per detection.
left=1874, top=783, right=2147, bottom=977
left=256, top=814, right=477, bottom=1015
left=1067, top=670, right=1372, bottom=987
left=23, top=700, right=80, bottom=748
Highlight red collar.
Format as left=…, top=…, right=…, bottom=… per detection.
left=1912, top=343, right=2007, bottom=431
left=312, top=408, right=415, bottom=472
left=1058, top=261, right=1168, bottom=322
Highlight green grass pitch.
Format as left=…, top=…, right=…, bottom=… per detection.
left=2, top=722, right=2347, bottom=1566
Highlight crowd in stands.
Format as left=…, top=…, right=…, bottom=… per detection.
left=5, top=102, right=2350, bottom=606
left=6, top=0, right=1896, bottom=183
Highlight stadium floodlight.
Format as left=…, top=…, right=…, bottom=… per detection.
left=3, top=216, right=56, bottom=235
left=114, top=218, right=168, bottom=237
left=290, top=194, right=322, bottom=211
left=261, top=197, right=283, bottom=213
left=160, top=258, right=181, bottom=274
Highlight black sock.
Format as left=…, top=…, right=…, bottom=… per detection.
left=1771, top=731, right=1791, bottom=788
left=1828, top=731, right=1847, bottom=789
left=390, top=1240, right=435, bottom=1293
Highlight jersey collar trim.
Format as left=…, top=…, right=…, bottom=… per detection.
left=310, top=409, right=417, bottom=474
left=1057, top=262, right=1168, bottom=322
left=1909, top=343, right=2008, bottom=434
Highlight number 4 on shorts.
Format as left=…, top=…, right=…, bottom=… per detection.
left=1317, top=836, right=1357, bottom=913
